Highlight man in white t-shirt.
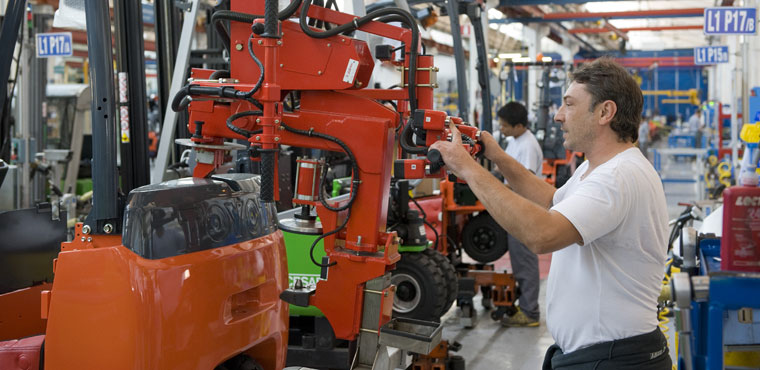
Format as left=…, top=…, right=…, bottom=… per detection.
left=431, top=58, right=670, bottom=369
left=496, top=101, right=543, bottom=327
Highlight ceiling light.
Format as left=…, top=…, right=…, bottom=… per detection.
left=512, top=57, right=532, bottom=62
left=541, top=56, right=553, bottom=62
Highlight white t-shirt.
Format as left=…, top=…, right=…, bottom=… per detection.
left=547, top=147, right=668, bottom=353
left=687, top=114, right=703, bottom=134
left=505, top=130, right=543, bottom=176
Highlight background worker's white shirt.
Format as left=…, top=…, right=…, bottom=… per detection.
left=505, top=130, right=543, bottom=177
left=547, top=148, right=668, bottom=353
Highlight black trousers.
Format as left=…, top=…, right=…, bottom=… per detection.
left=542, top=328, right=672, bottom=370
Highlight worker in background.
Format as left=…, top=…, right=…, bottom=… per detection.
left=431, top=58, right=670, bottom=370
left=495, top=101, right=543, bottom=327
left=687, top=108, right=704, bottom=148
left=638, top=118, right=650, bottom=158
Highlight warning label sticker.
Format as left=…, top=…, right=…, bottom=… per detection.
left=343, top=59, right=359, bottom=84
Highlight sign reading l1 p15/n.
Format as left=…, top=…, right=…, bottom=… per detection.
left=694, top=46, right=729, bottom=65
left=704, top=7, right=757, bottom=34
left=36, top=32, right=73, bottom=58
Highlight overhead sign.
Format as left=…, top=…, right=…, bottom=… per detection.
left=36, top=32, right=73, bottom=58
left=694, top=46, right=730, bottom=65
left=704, top=7, right=757, bottom=35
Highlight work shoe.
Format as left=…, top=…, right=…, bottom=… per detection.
left=501, top=309, right=539, bottom=327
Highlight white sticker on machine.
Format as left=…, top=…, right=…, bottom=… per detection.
left=343, top=59, right=359, bottom=83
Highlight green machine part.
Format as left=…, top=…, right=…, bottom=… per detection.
left=282, top=229, right=326, bottom=316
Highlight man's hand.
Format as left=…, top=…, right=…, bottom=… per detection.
left=479, top=131, right=503, bottom=161
left=429, top=122, right=477, bottom=179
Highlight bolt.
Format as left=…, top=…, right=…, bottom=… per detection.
left=274, top=137, right=280, bottom=142
left=318, top=71, right=323, bottom=75
left=327, top=43, right=331, bottom=47
left=341, top=38, right=345, bottom=43
left=274, top=119, right=280, bottom=124
left=258, top=40, right=263, bottom=45
left=87, top=237, right=92, bottom=242
left=357, top=236, right=362, bottom=244
left=255, top=136, right=261, bottom=140
left=103, top=224, right=113, bottom=234
left=80, top=237, right=85, bottom=242
left=277, top=40, right=282, bottom=45
left=235, top=43, right=243, bottom=51
left=256, top=118, right=261, bottom=123
left=82, top=225, right=91, bottom=235
left=280, top=63, right=284, bottom=67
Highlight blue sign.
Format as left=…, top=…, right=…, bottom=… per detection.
left=36, top=32, right=73, bottom=58
left=142, top=2, right=155, bottom=25
left=704, top=7, right=757, bottom=35
left=694, top=46, right=729, bottom=65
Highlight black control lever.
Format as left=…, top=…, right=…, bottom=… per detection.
left=427, top=149, right=445, bottom=173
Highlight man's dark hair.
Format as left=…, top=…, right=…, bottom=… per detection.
left=571, top=57, right=643, bottom=143
left=497, top=101, right=528, bottom=128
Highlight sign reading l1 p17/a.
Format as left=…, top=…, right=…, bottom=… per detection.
left=694, top=46, right=729, bottom=65
left=36, top=32, right=73, bottom=58
left=704, top=7, right=757, bottom=35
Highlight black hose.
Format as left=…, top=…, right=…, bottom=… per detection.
left=298, top=0, right=420, bottom=112
left=280, top=122, right=359, bottom=212
left=400, top=117, right=426, bottom=154
left=263, top=0, right=279, bottom=37
left=209, top=69, right=230, bottom=79
left=210, top=0, right=302, bottom=53
left=211, top=11, right=259, bottom=53
left=226, top=110, right=263, bottom=138
left=280, top=122, right=360, bottom=268
left=410, top=196, right=439, bottom=250
left=260, top=150, right=276, bottom=202
left=308, top=208, right=348, bottom=268
left=242, top=35, right=265, bottom=98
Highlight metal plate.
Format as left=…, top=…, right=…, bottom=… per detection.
left=174, top=138, right=247, bottom=151
left=278, top=217, right=323, bottom=235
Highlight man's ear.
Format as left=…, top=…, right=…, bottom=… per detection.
left=598, top=100, right=617, bottom=126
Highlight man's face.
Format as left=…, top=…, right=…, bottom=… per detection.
left=554, top=82, right=598, bottom=152
left=499, top=118, right=518, bottom=138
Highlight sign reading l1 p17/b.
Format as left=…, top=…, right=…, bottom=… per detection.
left=36, top=32, right=73, bottom=58
left=694, top=46, right=729, bottom=65
left=704, top=7, right=757, bottom=35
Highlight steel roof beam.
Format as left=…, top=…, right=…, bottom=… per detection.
left=570, top=25, right=704, bottom=33
left=492, top=7, right=705, bottom=23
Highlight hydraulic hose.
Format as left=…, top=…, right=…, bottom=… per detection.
left=211, top=11, right=258, bottom=52
left=280, top=122, right=359, bottom=268
left=260, top=150, right=276, bottom=202
left=209, top=69, right=230, bottom=79
left=298, top=0, right=420, bottom=112
left=226, top=110, right=263, bottom=138
left=211, top=0, right=302, bottom=53
left=263, top=0, right=279, bottom=37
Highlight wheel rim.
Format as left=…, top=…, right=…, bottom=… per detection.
left=470, top=225, right=497, bottom=254
left=391, top=273, right=421, bottom=313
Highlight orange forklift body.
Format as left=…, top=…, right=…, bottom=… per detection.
left=37, top=224, right=289, bottom=370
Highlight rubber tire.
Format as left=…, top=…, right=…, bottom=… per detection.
left=461, top=213, right=508, bottom=263
left=422, top=248, right=458, bottom=317
left=448, top=355, right=466, bottom=370
left=392, top=252, right=447, bottom=321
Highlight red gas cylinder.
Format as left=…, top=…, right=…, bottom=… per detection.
left=722, top=186, right=760, bottom=272
left=293, top=157, right=324, bottom=206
